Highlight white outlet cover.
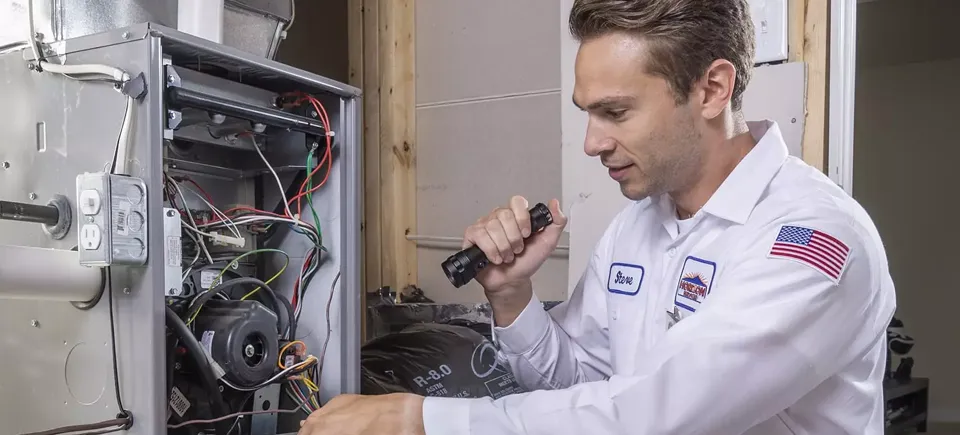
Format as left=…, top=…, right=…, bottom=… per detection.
left=80, top=224, right=102, bottom=250
left=749, top=0, right=789, bottom=64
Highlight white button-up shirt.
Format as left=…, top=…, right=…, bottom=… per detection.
left=422, top=120, right=896, bottom=434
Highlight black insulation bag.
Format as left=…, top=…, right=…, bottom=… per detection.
left=361, top=323, right=525, bottom=399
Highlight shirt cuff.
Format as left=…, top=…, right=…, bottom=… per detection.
left=492, top=292, right=550, bottom=355
left=422, top=396, right=473, bottom=435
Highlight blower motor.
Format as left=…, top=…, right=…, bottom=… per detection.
left=192, top=299, right=279, bottom=386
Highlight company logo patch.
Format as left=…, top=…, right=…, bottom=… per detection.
left=607, top=263, right=645, bottom=296
left=674, top=256, right=717, bottom=313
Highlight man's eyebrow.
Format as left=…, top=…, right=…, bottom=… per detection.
left=573, top=96, right=636, bottom=111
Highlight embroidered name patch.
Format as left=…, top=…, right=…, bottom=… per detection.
left=767, top=225, right=851, bottom=283
left=607, top=263, right=644, bottom=296
left=674, top=256, right=717, bottom=313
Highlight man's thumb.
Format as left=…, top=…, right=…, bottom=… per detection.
left=543, top=198, right=567, bottom=236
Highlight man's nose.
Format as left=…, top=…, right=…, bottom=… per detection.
left=584, top=126, right=616, bottom=157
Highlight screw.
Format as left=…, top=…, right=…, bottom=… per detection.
left=791, top=117, right=797, bottom=123
left=168, top=111, right=176, bottom=120
left=30, top=319, right=39, bottom=328
left=231, top=261, right=239, bottom=270
left=167, top=74, right=175, bottom=83
left=245, top=344, right=256, bottom=357
left=167, top=210, right=176, bottom=217
left=122, top=32, right=130, bottom=39
left=218, top=386, right=224, bottom=392
left=2, top=161, right=9, bottom=169
left=123, top=287, right=131, bottom=295
left=168, top=288, right=177, bottom=295
left=311, top=142, right=319, bottom=150
left=174, top=362, right=182, bottom=370
left=28, top=192, right=37, bottom=200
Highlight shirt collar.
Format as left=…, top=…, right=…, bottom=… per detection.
left=698, top=120, right=789, bottom=224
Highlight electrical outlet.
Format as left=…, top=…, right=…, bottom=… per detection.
left=80, top=224, right=102, bottom=250
left=76, top=173, right=149, bottom=267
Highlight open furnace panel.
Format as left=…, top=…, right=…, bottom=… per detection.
left=0, top=23, right=360, bottom=435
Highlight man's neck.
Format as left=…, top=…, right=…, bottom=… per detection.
left=673, top=114, right=755, bottom=219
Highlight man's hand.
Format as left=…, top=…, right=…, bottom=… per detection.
left=297, top=394, right=425, bottom=435
left=462, top=196, right=566, bottom=326
left=463, top=196, right=567, bottom=293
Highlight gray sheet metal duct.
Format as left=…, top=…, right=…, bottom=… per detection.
left=0, top=245, right=102, bottom=302
left=0, top=0, right=290, bottom=58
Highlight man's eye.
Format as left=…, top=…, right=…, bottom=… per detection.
left=605, top=110, right=626, bottom=120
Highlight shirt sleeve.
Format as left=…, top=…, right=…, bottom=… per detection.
left=489, top=210, right=621, bottom=392
left=421, top=212, right=895, bottom=435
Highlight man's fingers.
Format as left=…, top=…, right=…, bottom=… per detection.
left=465, top=225, right=502, bottom=264
left=509, top=195, right=532, bottom=237
left=496, top=208, right=524, bottom=254
left=485, top=217, right=515, bottom=263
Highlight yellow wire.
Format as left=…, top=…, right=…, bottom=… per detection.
left=187, top=248, right=291, bottom=325
left=301, top=377, right=319, bottom=392
left=240, top=257, right=288, bottom=300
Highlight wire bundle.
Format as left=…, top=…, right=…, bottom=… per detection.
left=161, top=92, right=337, bottom=433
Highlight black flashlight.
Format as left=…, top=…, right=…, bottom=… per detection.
left=442, top=202, right=554, bottom=288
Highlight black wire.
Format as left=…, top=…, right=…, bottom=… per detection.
left=105, top=268, right=131, bottom=425
left=165, top=306, right=233, bottom=435
left=189, top=277, right=295, bottom=340
left=68, top=252, right=107, bottom=310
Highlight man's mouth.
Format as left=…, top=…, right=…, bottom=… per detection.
left=606, top=164, right=633, bottom=181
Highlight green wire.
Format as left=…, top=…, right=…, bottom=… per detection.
left=305, top=151, right=323, bottom=244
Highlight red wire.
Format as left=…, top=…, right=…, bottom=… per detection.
left=181, top=177, right=215, bottom=205
left=291, top=250, right=315, bottom=309
left=288, top=94, right=333, bottom=213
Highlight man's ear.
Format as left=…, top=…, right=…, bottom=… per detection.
left=698, top=59, right=737, bottom=120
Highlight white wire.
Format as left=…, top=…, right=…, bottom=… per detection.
left=286, top=0, right=296, bottom=32
left=39, top=61, right=130, bottom=83
left=180, top=223, right=213, bottom=265
left=220, top=357, right=317, bottom=392
left=112, top=96, right=135, bottom=175
left=26, top=0, right=42, bottom=64
left=171, top=178, right=216, bottom=263
left=178, top=184, right=243, bottom=239
left=248, top=136, right=297, bottom=223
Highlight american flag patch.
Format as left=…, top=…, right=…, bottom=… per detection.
left=768, top=225, right=851, bottom=282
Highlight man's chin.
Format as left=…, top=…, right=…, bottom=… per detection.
left=619, top=183, right=651, bottom=202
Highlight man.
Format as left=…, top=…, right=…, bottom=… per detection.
left=298, top=0, right=896, bottom=433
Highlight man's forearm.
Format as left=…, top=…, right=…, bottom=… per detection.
left=487, top=279, right=533, bottom=327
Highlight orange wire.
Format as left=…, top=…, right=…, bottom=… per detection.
left=278, top=340, right=307, bottom=369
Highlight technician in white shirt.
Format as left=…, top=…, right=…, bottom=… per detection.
left=297, top=0, right=896, bottom=433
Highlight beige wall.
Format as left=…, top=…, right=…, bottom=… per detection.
left=414, top=0, right=568, bottom=303
left=854, top=0, right=960, bottom=422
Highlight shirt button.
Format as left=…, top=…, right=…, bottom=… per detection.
left=668, top=248, right=677, bottom=257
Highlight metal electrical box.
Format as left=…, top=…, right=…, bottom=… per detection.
left=0, top=23, right=361, bottom=434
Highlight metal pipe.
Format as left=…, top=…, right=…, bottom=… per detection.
left=0, top=200, right=60, bottom=226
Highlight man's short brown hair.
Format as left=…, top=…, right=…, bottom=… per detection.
left=569, top=0, right=756, bottom=111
